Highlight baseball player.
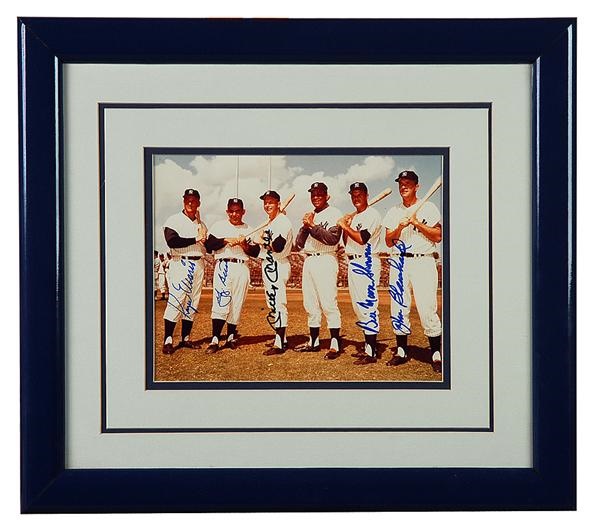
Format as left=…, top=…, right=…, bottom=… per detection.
left=337, top=182, right=382, bottom=364
left=157, top=253, right=167, bottom=300
left=153, top=251, right=162, bottom=300
left=162, top=252, right=171, bottom=297
left=244, top=190, right=293, bottom=355
left=382, top=170, right=442, bottom=372
left=204, top=198, right=253, bottom=353
left=294, top=182, right=343, bottom=358
left=161, top=188, right=208, bottom=355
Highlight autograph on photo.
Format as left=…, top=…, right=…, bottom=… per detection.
left=350, top=242, right=379, bottom=334
left=388, top=240, right=411, bottom=334
left=263, top=229, right=282, bottom=330
left=166, top=258, right=199, bottom=320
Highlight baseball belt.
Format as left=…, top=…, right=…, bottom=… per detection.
left=305, top=252, right=335, bottom=256
left=217, top=258, right=245, bottom=264
left=399, top=252, right=440, bottom=259
left=176, top=255, right=202, bottom=260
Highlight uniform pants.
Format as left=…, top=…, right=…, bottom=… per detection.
left=302, top=254, right=341, bottom=329
left=348, top=255, right=381, bottom=335
left=211, top=261, right=250, bottom=325
left=262, top=259, right=291, bottom=328
left=388, top=255, right=441, bottom=337
left=164, top=257, right=205, bottom=323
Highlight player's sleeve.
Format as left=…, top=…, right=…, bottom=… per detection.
left=295, top=225, right=310, bottom=249
left=309, top=224, right=341, bottom=245
left=269, top=217, right=291, bottom=253
left=164, top=227, right=196, bottom=249
left=382, top=208, right=396, bottom=230
left=423, top=202, right=441, bottom=226
left=361, top=209, right=382, bottom=244
left=205, top=234, right=226, bottom=253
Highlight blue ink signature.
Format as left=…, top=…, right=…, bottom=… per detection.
left=263, top=229, right=281, bottom=330
left=215, top=260, right=231, bottom=307
left=387, top=240, right=412, bottom=333
left=350, top=243, right=379, bottom=334
left=167, top=258, right=199, bottom=319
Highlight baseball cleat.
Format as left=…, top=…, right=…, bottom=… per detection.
left=162, top=343, right=175, bottom=355
left=225, top=339, right=237, bottom=350
left=324, top=349, right=341, bottom=360
left=179, top=340, right=202, bottom=349
left=263, top=347, right=285, bottom=356
left=353, top=355, right=376, bottom=365
left=386, top=355, right=409, bottom=366
left=206, top=344, right=219, bottom=354
left=293, top=343, right=320, bottom=352
left=432, top=360, right=442, bottom=373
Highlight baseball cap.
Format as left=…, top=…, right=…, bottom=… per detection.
left=348, top=182, right=368, bottom=193
left=308, top=182, right=328, bottom=193
left=183, top=188, right=201, bottom=199
left=395, top=170, right=419, bottom=183
left=227, top=197, right=244, bottom=209
left=259, top=190, right=281, bottom=201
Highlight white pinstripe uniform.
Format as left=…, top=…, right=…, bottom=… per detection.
left=163, top=211, right=207, bottom=323
left=383, top=201, right=441, bottom=338
left=257, top=213, right=293, bottom=328
left=345, top=206, right=382, bottom=335
left=299, top=205, right=343, bottom=329
left=208, top=219, right=251, bottom=326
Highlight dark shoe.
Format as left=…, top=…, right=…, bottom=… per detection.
left=353, top=355, right=376, bottom=365
left=263, top=347, right=285, bottom=356
left=225, top=339, right=237, bottom=349
left=206, top=343, right=219, bottom=354
left=386, top=355, right=409, bottom=366
left=324, top=349, right=340, bottom=360
left=294, top=343, right=319, bottom=352
left=162, top=343, right=175, bottom=355
left=179, top=340, right=202, bottom=349
left=432, top=360, right=442, bottom=373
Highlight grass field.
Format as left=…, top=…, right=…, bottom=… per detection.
left=154, top=288, right=443, bottom=383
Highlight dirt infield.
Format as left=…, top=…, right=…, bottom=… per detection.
left=154, top=288, right=443, bottom=383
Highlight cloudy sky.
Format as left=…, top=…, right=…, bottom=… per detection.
left=153, top=154, right=443, bottom=253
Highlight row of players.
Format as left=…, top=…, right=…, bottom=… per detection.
left=160, top=170, right=442, bottom=371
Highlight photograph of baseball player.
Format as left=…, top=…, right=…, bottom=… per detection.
left=151, top=153, right=444, bottom=383
left=160, top=188, right=208, bottom=355
left=383, top=170, right=443, bottom=372
left=153, top=250, right=167, bottom=300
left=294, top=182, right=343, bottom=358
left=337, top=182, right=384, bottom=365
left=244, top=190, right=294, bottom=355
left=204, top=198, right=254, bottom=354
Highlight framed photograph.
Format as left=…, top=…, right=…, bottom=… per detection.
left=19, top=18, right=575, bottom=511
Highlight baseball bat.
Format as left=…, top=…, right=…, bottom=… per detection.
left=403, top=176, right=442, bottom=218
left=244, top=193, right=296, bottom=239
left=346, top=187, right=392, bottom=219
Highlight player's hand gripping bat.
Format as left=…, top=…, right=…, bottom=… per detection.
left=403, top=176, right=442, bottom=218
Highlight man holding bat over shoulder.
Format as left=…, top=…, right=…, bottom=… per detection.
left=383, top=170, right=443, bottom=373
left=337, top=182, right=384, bottom=364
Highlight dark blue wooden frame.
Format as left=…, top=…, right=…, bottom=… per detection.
left=19, top=18, right=576, bottom=512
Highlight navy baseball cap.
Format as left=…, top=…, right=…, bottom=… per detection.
left=183, top=188, right=201, bottom=199
left=259, top=190, right=281, bottom=201
left=348, top=182, right=368, bottom=193
left=227, top=198, right=244, bottom=209
left=308, top=182, right=328, bottom=193
left=395, top=170, right=419, bottom=183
